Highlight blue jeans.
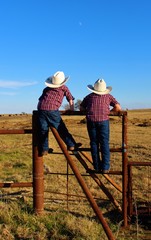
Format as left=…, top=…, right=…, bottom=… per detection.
left=87, top=120, right=110, bottom=171
left=37, top=110, right=76, bottom=152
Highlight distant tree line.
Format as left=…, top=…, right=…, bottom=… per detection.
left=63, top=99, right=82, bottom=110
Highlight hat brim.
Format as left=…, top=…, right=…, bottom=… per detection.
left=87, top=85, right=112, bottom=95
left=45, top=76, right=69, bottom=88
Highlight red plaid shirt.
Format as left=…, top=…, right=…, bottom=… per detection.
left=80, top=93, right=119, bottom=121
left=37, top=85, right=74, bottom=110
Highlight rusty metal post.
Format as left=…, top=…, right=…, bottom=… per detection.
left=122, top=112, right=128, bottom=227
left=32, top=111, right=44, bottom=214
left=50, top=126, right=115, bottom=240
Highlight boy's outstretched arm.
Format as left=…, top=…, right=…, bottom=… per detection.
left=69, top=99, right=74, bottom=111
left=110, top=103, right=121, bottom=113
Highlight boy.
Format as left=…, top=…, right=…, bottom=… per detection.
left=37, top=71, right=81, bottom=156
left=80, top=79, right=121, bottom=173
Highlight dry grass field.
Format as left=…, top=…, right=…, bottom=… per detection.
left=0, top=109, right=150, bottom=240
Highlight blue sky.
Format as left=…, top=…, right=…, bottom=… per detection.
left=0, top=0, right=151, bottom=113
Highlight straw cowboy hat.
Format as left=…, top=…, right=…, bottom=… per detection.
left=45, top=71, right=69, bottom=88
left=87, top=79, right=112, bottom=95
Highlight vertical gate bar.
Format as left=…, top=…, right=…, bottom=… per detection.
left=122, top=112, right=128, bottom=227
left=32, top=111, right=44, bottom=214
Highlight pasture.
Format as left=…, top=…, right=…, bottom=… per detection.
left=0, top=109, right=150, bottom=239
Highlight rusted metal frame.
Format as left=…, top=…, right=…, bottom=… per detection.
left=78, top=147, right=122, bottom=152
left=78, top=150, right=93, bottom=165
left=127, top=162, right=151, bottom=217
left=32, top=111, right=44, bottom=215
left=60, top=110, right=127, bottom=116
left=80, top=151, right=122, bottom=192
left=122, top=112, right=128, bottom=227
left=0, top=129, right=32, bottom=134
left=74, top=151, right=122, bottom=211
left=0, top=129, right=32, bottom=189
left=43, top=172, right=90, bottom=176
left=92, top=175, right=122, bottom=212
left=0, top=182, right=32, bottom=188
left=50, top=126, right=115, bottom=240
left=102, top=174, right=122, bottom=192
